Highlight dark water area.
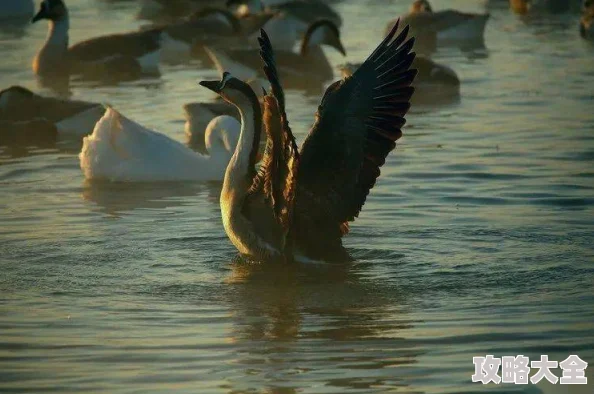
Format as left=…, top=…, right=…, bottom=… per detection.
left=1, top=0, right=593, bottom=393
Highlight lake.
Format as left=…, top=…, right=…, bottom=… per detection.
left=0, top=0, right=593, bottom=393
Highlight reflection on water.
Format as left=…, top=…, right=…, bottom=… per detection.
left=82, top=180, right=221, bottom=215
left=225, top=261, right=420, bottom=393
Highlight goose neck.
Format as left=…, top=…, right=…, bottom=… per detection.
left=46, top=16, right=69, bottom=48
left=222, top=89, right=262, bottom=196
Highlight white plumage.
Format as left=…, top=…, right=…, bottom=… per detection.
left=80, top=108, right=240, bottom=182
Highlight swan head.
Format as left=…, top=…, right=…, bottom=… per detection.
left=32, top=0, right=67, bottom=23
left=302, top=20, right=346, bottom=56
left=199, top=72, right=260, bottom=109
left=410, top=0, right=433, bottom=13
left=205, top=115, right=241, bottom=155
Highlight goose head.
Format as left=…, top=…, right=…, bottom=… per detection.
left=199, top=72, right=260, bottom=110
left=205, top=115, right=241, bottom=156
left=32, top=0, right=67, bottom=23
left=301, top=19, right=346, bottom=56
left=410, top=0, right=433, bottom=13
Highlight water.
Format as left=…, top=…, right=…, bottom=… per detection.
left=1, top=0, right=593, bottom=393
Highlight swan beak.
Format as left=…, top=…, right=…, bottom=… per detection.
left=31, top=7, right=48, bottom=23
left=199, top=80, right=221, bottom=94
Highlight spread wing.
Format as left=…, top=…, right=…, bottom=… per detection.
left=246, top=29, right=299, bottom=247
left=293, top=20, right=417, bottom=260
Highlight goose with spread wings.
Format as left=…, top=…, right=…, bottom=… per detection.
left=199, top=21, right=417, bottom=263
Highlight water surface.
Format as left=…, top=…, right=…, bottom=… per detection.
left=1, top=0, right=593, bottom=393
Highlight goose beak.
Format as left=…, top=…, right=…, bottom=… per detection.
left=31, top=8, right=48, bottom=23
left=330, top=37, right=347, bottom=56
left=199, top=80, right=221, bottom=94
left=336, top=41, right=347, bottom=56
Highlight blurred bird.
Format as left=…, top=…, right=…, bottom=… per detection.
left=509, top=0, right=572, bottom=14
left=0, top=85, right=103, bottom=140
left=31, top=0, right=263, bottom=89
left=205, top=20, right=346, bottom=89
left=31, top=0, right=160, bottom=90
left=580, top=0, right=594, bottom=40
left=386, top=0, right=489, bottom=55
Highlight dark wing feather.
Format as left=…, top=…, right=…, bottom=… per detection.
left=293, top=20, right=417, bottom=260
left=247, top=29, right=299, bottom=243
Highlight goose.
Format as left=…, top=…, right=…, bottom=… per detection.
left=189, top=10, right=276, bottom=62
left=205, top=20, right=346, bottom=89
left=80, top=108, right=241, bottom=182
left=198, top=23, right=416, bottom=263
left=509, top=0, right=571, bottom=14
left=339, top=56, right=459, bottom=104
left=581, top=0, right=594, bottom=40
left=149, top=7, right=246, bottom=63
left=32, top=0, right=161, bottom=90
left=0, top=0, right=34, bottom=21
left=386, top=0, right=489, bottom=54
left=227, top=0, right=342, bottom=32
left=0, top=85, right=104, bottom=139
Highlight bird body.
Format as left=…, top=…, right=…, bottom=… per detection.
left=509, top=0, right=571, bottom=14
left=205, top=20, right=346, bottom=89
left=387, top=0, right=489, bottom=54
left=580, top=1, right=594, bottom=40
left=0, top=85, right=103, bottom=139
left=80, top=108, right=240, bottom=182
left=32, top=0, right=160, bottom=90
left=199, top=22, right=416, bottom=263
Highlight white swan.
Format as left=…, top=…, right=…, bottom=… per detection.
left=80, top=107, right=240, bottom=182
